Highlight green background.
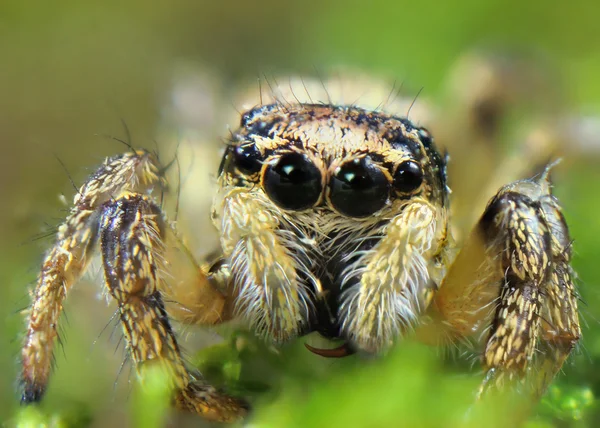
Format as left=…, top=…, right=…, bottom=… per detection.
left=1, top=1, right=599, bottom=427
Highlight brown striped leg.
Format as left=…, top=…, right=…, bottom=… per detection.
left=534, top=182, right=580, bottom=396
left=99, top=193, right=247, bottom=422
left=478, top=189, right=551, bottom=390
left=432, top=167, right=580, bottom=401
left=20, top=150, right=163, bottom=403
left=479, top=171, right=580, bottom=398
left=20, top=210, right=98, bottom=402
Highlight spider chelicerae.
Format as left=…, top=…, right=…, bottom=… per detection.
left=19, top=58, right=581, bottom=423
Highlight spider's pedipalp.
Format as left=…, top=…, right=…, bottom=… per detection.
left=20, top=150, right=163, bottom=403
left=216, top=188, right=315, bottom=343
left=338, top=199, right=447, bottom=353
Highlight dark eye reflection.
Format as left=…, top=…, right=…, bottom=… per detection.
left=232, top=144, right=262, bottom=174
left=329, top=157, right=390, bottom=217
left=263, top=153, right=322, bottom=210
left=394, top=160, right=423, bottom=193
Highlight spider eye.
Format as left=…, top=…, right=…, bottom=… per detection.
left=329, top=158, right=389, bottom=218
left=394, top=160, right=423, bottom=193
left=263, top=153, right=322, bottom=210
left=233, top=144, right=262, bottom=174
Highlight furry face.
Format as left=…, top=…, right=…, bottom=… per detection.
left=215, top=103, right=450, bottom=352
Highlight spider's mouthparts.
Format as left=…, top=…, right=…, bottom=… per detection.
left=304, top=342, right=356, bottom=358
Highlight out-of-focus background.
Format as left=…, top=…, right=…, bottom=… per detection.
left=2, top=1, right=600, bottom=427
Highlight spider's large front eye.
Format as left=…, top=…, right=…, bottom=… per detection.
left=233, top=144, right=262, bottom=175
left=329, top=158, right=390, bottom=218
left=263, top=153, right=322, bottom=210
left=394, top=160, right=423, bottom=194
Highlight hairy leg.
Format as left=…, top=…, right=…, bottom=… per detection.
left=100, top=192, right=246, bottom=422
left=534, top=181, right=580, bottom=396
left=20, top=210, right=98, bottom=401
left=20, top=150, right=246, bottom=422
left=20, top=150, right=162, bottom=402
left=429, top=166, right=580, bottom=398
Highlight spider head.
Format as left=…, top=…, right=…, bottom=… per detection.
left=214, top=103, right=450, bottom=348
left=220, top=103, right=448, bottom=218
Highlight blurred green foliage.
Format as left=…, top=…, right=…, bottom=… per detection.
left=1, top=0, right=599, bottom=427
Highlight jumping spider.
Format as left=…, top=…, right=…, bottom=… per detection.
left=20, top=58, right=581, bottom=423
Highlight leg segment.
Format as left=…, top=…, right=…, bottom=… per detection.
left=479, top=192, right=549, bottom=383
left=20, top=209, right=98, bottom=402
left=20, top=150, right=162, bottom=402
left=431, top=167, right=580, bottom=397
left=20, top=150, right=245, bottom=422
left=100, top=193, right=246, bottom=422
left=535, top=187, right=581, bottom=395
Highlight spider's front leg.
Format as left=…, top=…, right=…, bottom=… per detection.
left=21, top=150, right=162, bottom=402
left=99, top=192, right=246, bottom=421
left=432, top=165, right=580, bottom=400
left=20, top=150, right=247, bottom=422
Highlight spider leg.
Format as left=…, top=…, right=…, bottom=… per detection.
left=430, top=165, right=580, bottom=399
left=533, top=184, right=580, bottom=396
left=20, top=150, right=162, bottom=402
left=21, top=150, right=245, bottom=421
left=20, top=208, right=99, bottom=402
left=99, top=192, right=246, bottom=422
left=159, top=232, right=234, bottom=327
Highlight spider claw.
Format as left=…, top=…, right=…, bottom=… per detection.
left=20, top=381, right=45, bottom=405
